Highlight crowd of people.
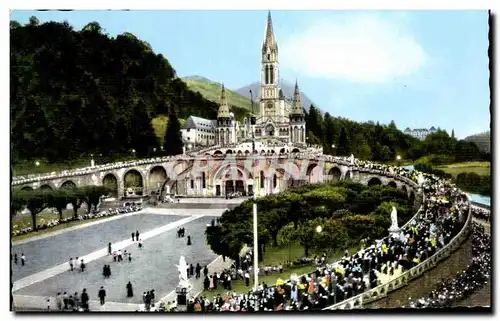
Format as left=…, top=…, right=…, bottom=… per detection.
left=12, top=205, right=142, bottom=237
left=404, top=222, right=491, bottom=308
left=471, top=206, right=490, bottom=222
left=146, top=162, right=474, bottom=312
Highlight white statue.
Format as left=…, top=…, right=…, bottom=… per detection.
left=90, top=158, right=95, bottom=168
left=349, top=154, right=355, bottom=165
left=418, top=173, right=425, bottom=186
left=390, top=206, right=398, bottom=229
left=176, top=256, right=189, bottom=283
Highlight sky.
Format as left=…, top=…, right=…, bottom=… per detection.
left=10, top=10, right=491, bottom=139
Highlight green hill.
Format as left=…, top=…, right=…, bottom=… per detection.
left=182, top=77, right=257, bottom=116
left=464, top=131, right=490, bottom=153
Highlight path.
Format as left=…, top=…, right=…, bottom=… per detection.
left=12, top=215, right=202, bottom=292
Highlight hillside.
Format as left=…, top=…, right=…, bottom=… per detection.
left=182, top=77, right=255, bottom=117
left=464, top=131, right=490, bottom=153
left=10, top=18, right=221, bottom=162
left=235, top=79, right=320, bottom=113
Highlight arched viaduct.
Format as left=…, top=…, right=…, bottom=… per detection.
left=12, top=155, right=416, bottom=199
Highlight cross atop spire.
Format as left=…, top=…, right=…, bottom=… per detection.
left=262, top=11, right=278, bottom=54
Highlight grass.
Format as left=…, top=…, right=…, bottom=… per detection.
left=436, top=161, right=491, bottom=178
left=183, top=79, right=255, bottom=113
left=11, top=208, right=94, bottom=242
left=381, top=159, right=414, bottom=166
left=199, top=243, right=358, bottom=297
left=151, top=115, right=186, bottom=146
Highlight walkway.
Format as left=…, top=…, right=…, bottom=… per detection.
left=12, top=215, right=202, bottom=292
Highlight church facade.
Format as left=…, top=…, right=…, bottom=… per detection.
left=181, top=12, right=309, bottom=154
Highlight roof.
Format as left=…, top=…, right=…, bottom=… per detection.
left=185, top=116, right=216, bottom=130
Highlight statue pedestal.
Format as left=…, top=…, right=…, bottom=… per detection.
left=175, top=281, right=192, bottom=312
left=388, top=226, right=401, bottom=238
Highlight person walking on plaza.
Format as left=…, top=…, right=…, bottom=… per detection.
left=135, top=230, right=140, bottom=241
left=128, top=253, right=132, bottom=262
left=14, top=254, right=18, bottom=265
left=80, top=259, right=86, bottom=272
left=108, top=242, right=112, bottom=255
left=203, top=265, right=208, bottom=277
left=187, top=235, right=192, bottom=246
left=189, top=264, right=194, bottom=277
left=138, top=239, right=143, bottom=249
left=56, top=293, right=62, bottom=310
left=62, top=292, right=69, bottom=309
left=69, top=258, right=74, bottom=271
left=81, top=288, right=89, bottom=311
left=98, top=286, right=106, bottom=305
left=132, top=232, right=135, bottom=241
left=21, top=253, right=26, bottom=266
left=195, top=263, right=201, bottom=278
left=74, top=257, right=79, bottom=270
left=126, top=281, right=134, bottom=297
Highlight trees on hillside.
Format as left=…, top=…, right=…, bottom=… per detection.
left=10, top=19, right=216, bottom=163
left=163, top=110, right=184, bottom=156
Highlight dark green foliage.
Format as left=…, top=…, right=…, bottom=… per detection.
left=205, top=181, right=414, bottom=260
left=163, top=110, right=184, bottom=156
left=10, top=18, right=219, bottom=164
left=456, top=172, right=491, bottom=196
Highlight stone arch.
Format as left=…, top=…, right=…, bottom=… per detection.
left=123, top=169, right=144, bottom=197
left=245, top=150, right=250, bottom=155
left=291, top=148, right=300, bottom=153
left=367, top=177, right=382, bottom=186
left=401, top=185, right=407, bottom=194
left=214, top=150, right=223, bottom=155
left=148, top=166, right=168, bottom=196
left=102, top=173, right=118, bottom=197
left=237, top=150, right=243, bottom=155
left=344, top=171, right=351, bottom=181
left=409, top=191, right=415, bottom=203
left=21, top=186, right=33, bottom=191
left=60, top=180, right=77, bottom=189
left=328, top=167, right=342, bottom=181
left=213, top=164, right=251, bottom=181
left=280, top=148, right=285, bottom=154
left=387, top=181, right=397, bottom=189
left=40, top=184, right=54, bottom=191
left=306, top=163, right=321, bottom=183
left=226, top=149, right=233, bottom=154
left=260, top=150, right=266, bottom=155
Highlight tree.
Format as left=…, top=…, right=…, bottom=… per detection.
left=163, top=110, right=183, bottom=156
left=67, top=188, right=85, bottom=218
left=337, top=127, right=349, bottom=156
left=81, top=186, right=109, bottom=213
left=11, top=188, right=26, bottom=218
left=129, top=101, right=159, bottom=157
left=47, top=189, right=70, bottom=221
left=24, top=190, right=49, bottom=231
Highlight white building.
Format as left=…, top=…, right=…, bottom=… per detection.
left=404, top=126, right=437, bottom=140
left=183, top=11, right=311, bottom=155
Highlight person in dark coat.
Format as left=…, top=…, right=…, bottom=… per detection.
left=189, top=264, right=194, bottom=277
left=187, top=235, right=192, bottom=246
left=128, top=253, right=132, bottom=262
left=81, top=289, right=89, bottom=311
left=132, top=232, right=135, bottom=241
left=103, top=265, right=107, bottom=278
left=135, top=230, right=140, bottom=240
left=108, top=242, right=112, bottom=255
left=21, top=253, right=26, bottom=266
left=203, top=265, right=208, bottom=277
left=126, top=281, right=134, bottom=297
left=195, top=263, right=201, bottom=278
left=14, top=254, right=18, bottom=265
left=98, top=286, right=106, bottom=305
left=203, top=276, right=210, bottom=291
left=80, top=259, right=86, bottom=272
left=138, top=240, right=143, bottom=249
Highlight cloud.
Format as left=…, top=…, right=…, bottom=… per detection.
left=280, top=14, right=427, bottom=84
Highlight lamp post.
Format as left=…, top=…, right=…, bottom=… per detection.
left=331, top=144, right=336, bottom=156
left=396, top=155, right=401, bottom=167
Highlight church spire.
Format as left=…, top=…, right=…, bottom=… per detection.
left=262, top=11, right=278, bottom=54
left=291, top=80, right=304, bottom=115
left=217, top=84, right=231, bottom=118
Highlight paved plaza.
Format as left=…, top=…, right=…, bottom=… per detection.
left=12, top=208, right=227, bottom=309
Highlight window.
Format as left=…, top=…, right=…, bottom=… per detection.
left=202, top=172, right=206, bottom=189
left=273, top=174, right=277, bottom=188
left=267, top=54, right=270, bottom=60
left=260, top=171, right=264, bottom=188
left=190, top=180, right=194, bottom=189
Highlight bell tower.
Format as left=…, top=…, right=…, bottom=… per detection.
left=260, top=11, right=280, bottom=121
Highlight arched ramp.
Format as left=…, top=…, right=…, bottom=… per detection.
left=60, top=180, right=77, bottom=189
left=103, top=173, right=118, bottom=197
left=367, top=177, right=382, bottom=186
left=123, top=169, right=144, bottom=197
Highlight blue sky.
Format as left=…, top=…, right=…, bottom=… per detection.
left=10, top=10, right=490, bottom=139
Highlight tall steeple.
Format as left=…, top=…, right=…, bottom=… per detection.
left=217, top=84, right=231, bottom=118
left=262, top=11, right=278, bottom=54
left=290, top=80, right=304, bottom=115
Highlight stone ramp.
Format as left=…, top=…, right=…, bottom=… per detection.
left=158, top=203, right=240, bottom=210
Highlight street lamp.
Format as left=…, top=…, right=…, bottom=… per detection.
left=131, top=149, right=136, bottom=158
left=35, top=161, right=40, bottom=167
left=331, top=144, right=336, bottom=156
left=396, top=155, right=402, bottom=167
left=316, top=225, right=323, bottom=233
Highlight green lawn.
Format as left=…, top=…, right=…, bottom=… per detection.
left=436, top=161, right=491, bottom=178
left=12, top=208, right=94, bottom=242
left=199, top=243, right=358, bottom=297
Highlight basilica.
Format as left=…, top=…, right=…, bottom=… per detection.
left=181, top=12, right=312, bottom=156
